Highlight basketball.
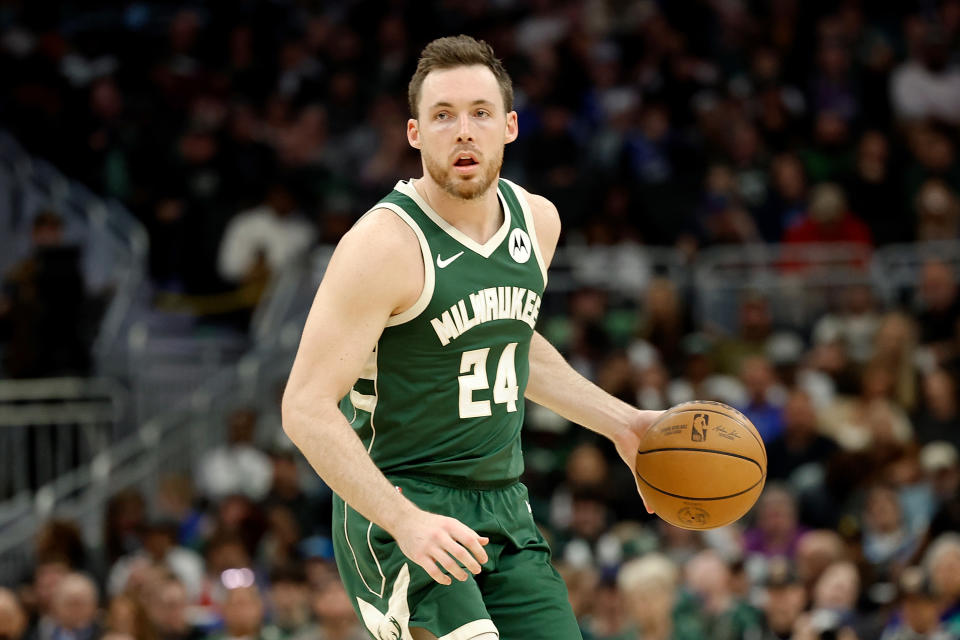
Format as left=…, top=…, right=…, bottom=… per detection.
left=635, top=401, right=767, bottom=530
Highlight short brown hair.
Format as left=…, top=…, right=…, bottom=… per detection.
left=408, top=35, right=513, bottom=118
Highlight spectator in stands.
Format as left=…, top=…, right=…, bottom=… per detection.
left=921, top=442, right=960, bottom=508
left=905, top=124, right=960, bottom=207
left=102, top=593, right=149, bottom=640
left=262, top=448, right=330, bottom=540
left=712, top=292, right=776, bottom=377
left=744, top=485, right=806, bottom=559
left=913, top=371, right=960, bottom=447
left=782, top=182, right=873, bottom=248
left=261, top=565, right=311, bottom=640
left=871, top=312, right=920, bottom=412
left=310, top=578, right=367, bottom=640
left=107, top=521, right=203, bottom=603
left=861, top=484, right=920, bottom=580
left=156, top=474, right=207, bottom=552
left=24, top=557, right=70, bottom=640
left=216, top=182, right=316, bottom=290
left=32, top=520, right=91, bottom=580
left=633, top=277, right=691, bottom=374
left=684, top=551, right=762, bottom=640
left=925, top=534, right=960, bottom=630
left=766, top=388, right=839, bottom=483
left=668, top=333, right=745, bottom=407
left=917, top=260, right=960, bottom=365
left=256, top=505, right=301, bottom=574
left=799, top=561, right=862, bottom=638
left=103, top=489, right=147, bottom=570
left=0, top=588, right=27, bottom=640
left=821, top=362, right=914, bottom=451
left=880, top=565, right=954, bottom=640
left=890, top=22, right=960, bottom=124
left=760, top=153, right=809, bottom=242
left=50, top=573, right=99, bottom=640
left=757, top=558, right=807, bottom=640
left=144, top=576, right=203, bottom=640
left=196, top=532, right=252, bottom=618
left=198, top=408, right=272, bottom=503
left=736, top=355, right=787, bottom=442
left=812, top=284, right=882, bottom=366
left=556, top=563, right=600, bottom=633
left=208, top=585, right=264, bottom=640
left=915, top=179, right=960, bottom=243
left=0, top=210, right=90, bottom=378
left=843, top=131, right=904, bottom=246
left=615, top=553, right=703, bottom=640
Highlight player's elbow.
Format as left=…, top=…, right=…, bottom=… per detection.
left=280, top=387, right=309, bottom=443
left=280, top=384, right=337, bottom=444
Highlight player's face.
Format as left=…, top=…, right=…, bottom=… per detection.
left=408, top=65, right=518, bottom=200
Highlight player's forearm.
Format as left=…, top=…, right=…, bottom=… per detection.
left=281, top=400, right=418, bottom=535
left=525, top=331, right=638, bottom=441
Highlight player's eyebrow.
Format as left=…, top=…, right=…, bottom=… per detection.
left=429, top=99, right=496, bottom=110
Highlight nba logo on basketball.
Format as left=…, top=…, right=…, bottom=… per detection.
left=691, top=414, right=708, bottom=441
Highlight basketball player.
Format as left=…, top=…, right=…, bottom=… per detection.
left=282, top=35, right=660, bottom=640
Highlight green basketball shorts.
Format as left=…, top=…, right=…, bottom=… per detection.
left=331, top=476, right=582, bottom=639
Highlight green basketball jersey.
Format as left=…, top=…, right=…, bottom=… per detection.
left=339, top=178, right=548, bottom=484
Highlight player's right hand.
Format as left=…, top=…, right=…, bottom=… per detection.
left=391, top=511, right=489, bottom=586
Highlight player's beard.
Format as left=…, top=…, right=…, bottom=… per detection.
left=423, top=146, right=503, bottom=201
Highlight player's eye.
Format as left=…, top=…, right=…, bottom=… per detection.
left=435, top=112, right=450, bottom=121
left=476, top=109, right=490, bottom=118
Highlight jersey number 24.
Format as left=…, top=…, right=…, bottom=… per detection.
left=458, top=343, right=518, bottom=418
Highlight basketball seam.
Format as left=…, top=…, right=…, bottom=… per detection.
left=635, top=470, right=766, bottom=501
left=635, top=447, right=766, bottom=501
left=660, top=408, right=767, bottom=465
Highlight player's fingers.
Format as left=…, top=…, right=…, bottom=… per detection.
left=461, top=536, right=489, bottom=567
left=447, top=521, right=490, bottom=565
left=432, top=549, right=470, bottom=582
left=445, top=540, right=483, bottom=575
left=417, top=555, right=452, bottom=586
left=634, top=476, right=655, bottom=514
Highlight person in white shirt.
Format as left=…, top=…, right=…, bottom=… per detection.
left=217, top=182, right=316, bottom=285
left=198, top=408, right=273, bottom=503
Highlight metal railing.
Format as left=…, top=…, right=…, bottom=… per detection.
left=0, top=130, right=149, bottom=375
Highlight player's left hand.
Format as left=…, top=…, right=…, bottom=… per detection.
left=611, top=409, right=663, bottom=514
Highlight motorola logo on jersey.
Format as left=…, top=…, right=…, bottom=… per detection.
left=509, top=228, right=532, bottom=263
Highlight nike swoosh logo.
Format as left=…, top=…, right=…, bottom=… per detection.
left=436, top=251, right=464, bottom=268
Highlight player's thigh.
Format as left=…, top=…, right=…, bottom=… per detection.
left=332, top=493, right=498, bottom=639
left=480, top=543, right=582, bottom=639
left=411, top=630, right=498, bottom=640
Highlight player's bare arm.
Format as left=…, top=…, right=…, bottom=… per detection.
left=282, top=209, right=489, bottom=585
left=520, top=189, right=660, bottom=509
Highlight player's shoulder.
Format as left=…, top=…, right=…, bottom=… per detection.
left=332, top=206, right=422, bottom=274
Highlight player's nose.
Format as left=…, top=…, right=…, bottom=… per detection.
left=456, top=115, right=474, bottom=141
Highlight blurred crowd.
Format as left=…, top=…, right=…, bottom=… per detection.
left=2, top=0, right=960, bottom=639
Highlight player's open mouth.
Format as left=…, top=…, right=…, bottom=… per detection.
left=454, top=155, right=478, bottom=167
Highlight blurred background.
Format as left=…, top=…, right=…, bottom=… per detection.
left=1, top=1, right=959, bottom=639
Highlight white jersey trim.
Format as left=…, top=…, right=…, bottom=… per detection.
left=500, top=178, right=548, bottom=287
left=437, top=619, right=499, bottom=639
left=367, top=202, right=436, bottom=327
left=394, top=180, right=510, bottom=259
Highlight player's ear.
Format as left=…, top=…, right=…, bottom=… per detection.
left=504, top=111, right=518, bottom=144
left=407, top=119, right=422, bottom=149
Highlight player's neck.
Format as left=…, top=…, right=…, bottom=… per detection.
left=413, top=176, right=503, bottom=245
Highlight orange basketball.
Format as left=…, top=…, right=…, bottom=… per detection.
left=635, top=401, right=767, bottom=530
